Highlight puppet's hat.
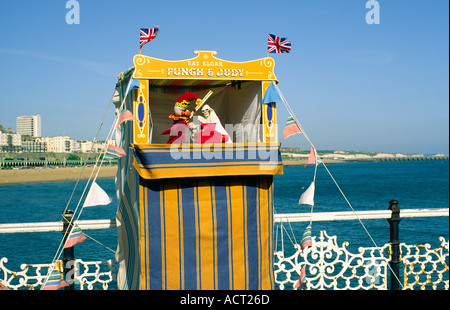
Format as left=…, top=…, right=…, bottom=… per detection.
left=175, top=92, right=200, bottom=108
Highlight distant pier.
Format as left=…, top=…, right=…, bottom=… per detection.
left=353, top=156, right=449, bottom=162
left=282, top=155, right=448, bottom=165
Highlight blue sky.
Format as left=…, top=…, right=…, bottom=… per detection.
left=0, top=0, right=448, bottom=155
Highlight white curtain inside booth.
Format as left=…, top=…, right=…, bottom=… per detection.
left=147, top=81, right=262, bottom=144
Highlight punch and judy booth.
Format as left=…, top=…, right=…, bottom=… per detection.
left=113, top=51, right=283, bottom=290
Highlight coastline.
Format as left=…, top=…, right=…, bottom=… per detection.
left=1, top=155, right=448, bottom=185
left=0, top=160, right=342, bottom=185
left=283, top=159, right=344, bottom=165
left=0, top=166, right=117, bottom=185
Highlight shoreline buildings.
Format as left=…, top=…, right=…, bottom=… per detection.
left=16, top=114, right=41, bottom=137
left=0, top=132, right=114, bottom=154
left=1, top=115, right=114, bottom=154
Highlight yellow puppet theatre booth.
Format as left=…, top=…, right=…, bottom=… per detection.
left=114, top=50, right=283, bottom=290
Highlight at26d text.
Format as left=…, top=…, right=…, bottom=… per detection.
left=180, top=294, right=269, bottom=307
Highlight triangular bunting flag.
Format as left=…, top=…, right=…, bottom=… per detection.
left=298, top=181, right=315, bottom=206
left=262, top=82, right=282, bottom=104
left=305, top=145, right=317, bottom=167
left=83, top=181, right=112, bottom=207
left=283, top=115, right=302, bottom=140
left=106, top=144, right=126, bottom=157
left=115, top=110, right=136, bottom=128
left=300, top=225, right=312, bottom=250
left=294, top=265, right=306, bottom=290
left=41, top=261, right=69, bottom=290
left=64, top=224, right=87, bottom=248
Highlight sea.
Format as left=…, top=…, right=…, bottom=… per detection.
left=0, top=160, right=448, bottom=289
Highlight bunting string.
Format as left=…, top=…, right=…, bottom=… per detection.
left=273, top=82, right=403, bottom=289
left=41, top=75, right=136, bottom=289
left=83, top=232, right=117, bottom=255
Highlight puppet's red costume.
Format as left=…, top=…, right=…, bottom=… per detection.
left=161, top=92, right=200, bottom=144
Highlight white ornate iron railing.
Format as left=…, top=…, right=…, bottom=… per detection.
left=273, top=231, right=449, bottom=290
left=0, top=208, right=448, bottom=290
left=0, top=257, right=118, bottom=290
left=401, top=238, right=449, bottom=290
left=1, top=232, right=448, bottom=290
left=274, top=230, right=391, bottom=290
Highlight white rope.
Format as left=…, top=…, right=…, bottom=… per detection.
left=41, top=76, right=134, bottom=289
left=62, top=89, right=116, bottom=215
left=274, top=82, right=404, bottom=289
left=83, top=232, right=117, bottom=255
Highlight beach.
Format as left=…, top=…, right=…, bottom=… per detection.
left=1, top=155, right=447, bottom=185
left=0, top=166, right=118, bottom=185
left=0, top=161, right=321, bottom=185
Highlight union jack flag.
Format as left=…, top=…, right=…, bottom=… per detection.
left=267, top=34, right=291, bottom=54
left=140, top=27, right=159, bottom=48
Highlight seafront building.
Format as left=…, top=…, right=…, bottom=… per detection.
left=2, top=117, right=115, bottom=154
left=36, top=136, right=70, bottom=153
left=16, top=114, right=41, bottom=137
left=2, top=115, right=118, bottom=154
left=0, top=131, right=22, bottom=152
left=0, top=130, right=114, bottom=154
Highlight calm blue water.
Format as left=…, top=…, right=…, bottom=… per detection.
left=0, top=178, right=118, bottom=270
left=274, top=160, right=449, bottom=251
left=0, top=161, right=448, bottom=286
